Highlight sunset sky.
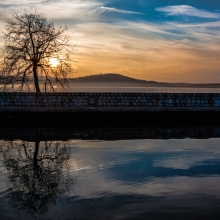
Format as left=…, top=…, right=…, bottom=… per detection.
left=0, top=0, right=220, bottom=83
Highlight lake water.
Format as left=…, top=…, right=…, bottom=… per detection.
left=7, top=85, right=220, bottom=93
left=1, top=131, right=220, bottom=219
left=71, top=86, right=220, bottom=93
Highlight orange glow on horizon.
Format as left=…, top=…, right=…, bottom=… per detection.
left=73, top=45, right=220, bottom=84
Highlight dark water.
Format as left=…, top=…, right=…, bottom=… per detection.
left=1, top=128, right=220, bottom=219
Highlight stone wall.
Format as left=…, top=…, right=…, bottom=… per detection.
left=0, top=92, right=220, bottom=111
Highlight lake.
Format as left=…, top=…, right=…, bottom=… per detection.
left=1, top=128, right=220, bottom=220
left=8, top=85, right=220, bottom=93
left=70, top=86, right=220, bottom=93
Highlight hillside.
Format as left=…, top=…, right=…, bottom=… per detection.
left=69, top=73, right=220, bottom=88
left=70, top=73, right=169, bottom=85
left=70, top=73, right=156, bottom=84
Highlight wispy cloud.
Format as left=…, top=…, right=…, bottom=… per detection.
left=0, top=0, right=43, bottom=5
left=0, top=0, right=102, bottom=21
left=0, top=0, right=142, bottom=22
left=156, top=5, right=220, bottom=19
left=91, top=6, right=143, bottom=15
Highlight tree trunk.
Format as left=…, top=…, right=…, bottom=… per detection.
left=34, top=140, right=40, bottom=168
left=33, top=64, right=40, bottom=92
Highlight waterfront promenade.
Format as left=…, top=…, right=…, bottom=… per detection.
left=0, top=92, right=220, bottom=126
left=1, top=92, right=220, bottom=111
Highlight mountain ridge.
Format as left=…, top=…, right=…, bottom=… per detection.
left=69, top=73, right=220, bottom=88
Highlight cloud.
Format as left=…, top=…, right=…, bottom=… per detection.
left=0, top=0, right=142, bottom=22
left=0, top=0, right=42, bottom=5
left=91, top=6, right=143, bottom=15
left=0, top=0, right=102, bottom=21
left=156, top=5, right=220, bottom=19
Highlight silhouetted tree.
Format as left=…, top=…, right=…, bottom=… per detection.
left=0, top=11, right=73, bottom=92
left=0, top=140, right=75, bottom=219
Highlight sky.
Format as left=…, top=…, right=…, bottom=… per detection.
left=0, top=0, right=220, bottom=83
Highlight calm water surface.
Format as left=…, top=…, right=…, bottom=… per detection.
left=11, top=85, right=220, bottom=93
left=71, top=86, right=220, bottom=93
left=1, top=138, right=220, bottom=219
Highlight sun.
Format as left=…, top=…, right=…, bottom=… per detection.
left=49, top=58, right=59, bottom=67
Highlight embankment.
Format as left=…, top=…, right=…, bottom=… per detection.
left=0, top=92, right=220, bottom=126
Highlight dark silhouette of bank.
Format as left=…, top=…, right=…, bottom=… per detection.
left=0, top=126, right=219, bottom=141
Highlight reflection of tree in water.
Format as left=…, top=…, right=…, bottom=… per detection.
left=0, top=140, right=75, bottom=219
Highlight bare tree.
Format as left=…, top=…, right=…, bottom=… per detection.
left=0, top=11, right=74, bottom=92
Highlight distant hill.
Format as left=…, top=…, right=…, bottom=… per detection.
left=69, top=73, right=220, bottom=88
left=70, top=73, right=153, bottom=84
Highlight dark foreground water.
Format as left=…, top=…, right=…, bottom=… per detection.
left=1, top=129, right=220, bottom=219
